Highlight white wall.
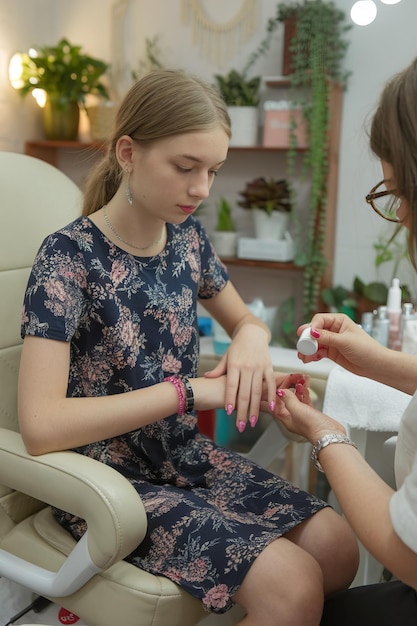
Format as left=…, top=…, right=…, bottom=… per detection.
left=1, top=0, right=416, bottom=298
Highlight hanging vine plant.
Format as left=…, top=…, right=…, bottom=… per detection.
left=245, top=1, right=351, bottom=322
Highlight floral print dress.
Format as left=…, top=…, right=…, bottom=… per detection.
left=21, top=215, right=327, bottom=614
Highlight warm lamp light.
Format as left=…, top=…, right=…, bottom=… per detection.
left=8, top=52, right=24, bottom=89
left=8, top=49, right=46, bottom=107
left=350, top=0, right=377, bottom=25
left=31, top=88, right=47, bottom=108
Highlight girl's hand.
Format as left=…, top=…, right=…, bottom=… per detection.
left=297, top=312, right=387, bottom=377
left=205, top=323, right=276, bottom=432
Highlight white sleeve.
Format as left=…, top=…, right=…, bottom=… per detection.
left=390, top=392, right=417, bottom=553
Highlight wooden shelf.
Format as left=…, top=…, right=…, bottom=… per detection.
left=220, top=257, right=303, bottom=271
left=25, top=140, right=106, bottom=167
left=25, top=139, right=303, bottom=161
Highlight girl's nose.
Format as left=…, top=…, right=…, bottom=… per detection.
left=188, top=175, right=211, bottom=199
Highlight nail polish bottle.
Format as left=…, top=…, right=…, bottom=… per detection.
left=387, top=277, right=402, bottom=350
left=373, top=305, right=389, bottom=347
left=297, top=327, right=318, bottom=356
left=361, top=311, right=374, bottom=337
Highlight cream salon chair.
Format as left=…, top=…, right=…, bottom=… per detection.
left=0, top=152, right=206, bottom=626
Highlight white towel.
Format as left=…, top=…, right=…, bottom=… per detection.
left=323, top=365, right=412, bottom=432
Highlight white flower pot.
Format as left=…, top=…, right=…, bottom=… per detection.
left=228, top=106, right=259, bottom=147
left=211, top=231, right=238, bottom=258
left=252, top=208, right=290, bottom=240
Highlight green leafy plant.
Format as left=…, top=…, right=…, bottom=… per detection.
left=321, top=284, right=357, bottom=319
left=132, top=35, right=164, bottom=81
left=13, top=37, right=110, bottom=106
left=354, top=227, right=412, bottom=307
left=214, top=69, right=260, bottom=107
left=237, top=177, right=292, bottom=215
left=322, top=228, right=412, bottom=323
left=244, top=1, right=351, bottom=320
left=215, top=198, right=236, bottom=232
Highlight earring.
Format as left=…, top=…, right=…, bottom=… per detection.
left=124, top=168, right=133, bottom=206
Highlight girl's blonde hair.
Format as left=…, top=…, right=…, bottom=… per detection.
left=82, top=69, right=231, bottom=216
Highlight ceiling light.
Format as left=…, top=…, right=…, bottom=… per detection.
left=350, top=0, right=377, bottom=26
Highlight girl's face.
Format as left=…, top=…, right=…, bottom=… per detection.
left=129, top=127, right=229, bottom=223
left=382, top=160, right=411, bottom=228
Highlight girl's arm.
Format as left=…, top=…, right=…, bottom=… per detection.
left=18, top=335, right=226, bottom=455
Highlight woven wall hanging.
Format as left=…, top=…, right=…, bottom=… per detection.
left=181, top=0, right=259, bottom=67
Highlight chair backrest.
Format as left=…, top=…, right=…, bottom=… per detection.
left=0, top=152, right=82, bottom=433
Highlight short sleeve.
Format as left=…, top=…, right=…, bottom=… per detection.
left=21, top=230, right=88, bottom=342
left=389, top=392, right=417, bottom=552
left=193, top=218, right=229, bottom=300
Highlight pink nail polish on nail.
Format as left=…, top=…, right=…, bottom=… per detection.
left=311, top=328, right=321, bottom=339
left=249, top=415, right=258, bottom=428
left=238, top=420, right=246, bottom=433
left=226, top=404, right=233, bottom=416
left=277, top=389, right=285, bottom=398
left=269, top=400, right=276, bottom=411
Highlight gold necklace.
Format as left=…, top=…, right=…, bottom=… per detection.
left=102, top=205, right=164, bottom=251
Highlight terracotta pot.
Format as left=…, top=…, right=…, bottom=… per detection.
left=42, top=98, right=80, bottom=140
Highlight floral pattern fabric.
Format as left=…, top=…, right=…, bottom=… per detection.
left=21, top=216, right=327, bottom=613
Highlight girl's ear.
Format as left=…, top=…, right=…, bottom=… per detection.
left=116, top=135, right=134, bottom=169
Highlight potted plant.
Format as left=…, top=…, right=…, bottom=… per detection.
left=243, top=1, right=351, bottom=319
left=10, top=37, right=110, bottom=140
left=211, top=197, right=238, bottom=258
left=214, top=69, right=261, bottom=147
left=237, top=177, right=292, bottom=240
left=354, top=227, right=412, bottom=318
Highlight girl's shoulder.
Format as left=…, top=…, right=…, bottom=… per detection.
left=43, top=216, right=97, bottom=254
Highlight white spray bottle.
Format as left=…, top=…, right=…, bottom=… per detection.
left=387, top=277, right=402, bottom=350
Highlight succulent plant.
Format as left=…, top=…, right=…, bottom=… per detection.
left=237, top=177, right=292, bottom=215
left=214, top=69, right=260, bottom=107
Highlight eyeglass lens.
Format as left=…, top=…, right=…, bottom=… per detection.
left=372, top=182, right=401, bottom=220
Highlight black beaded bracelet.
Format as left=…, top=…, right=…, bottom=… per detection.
left=180, top=376, right=194, bottom=413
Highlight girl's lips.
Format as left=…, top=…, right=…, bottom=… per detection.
left=178, top=205, right=196, bottom=215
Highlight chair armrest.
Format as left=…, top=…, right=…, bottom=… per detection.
left=0, top=428, right=147, bottom=596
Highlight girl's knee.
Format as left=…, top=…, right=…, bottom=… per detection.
left=234, top=539, right=324, bottom=625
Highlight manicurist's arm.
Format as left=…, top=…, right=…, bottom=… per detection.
left=275, top=388, right=417, bottom=590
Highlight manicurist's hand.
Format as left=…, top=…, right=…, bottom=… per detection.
left=298, top=312, right=387, bottom=378
left=274, top=386, right=346, bottom=445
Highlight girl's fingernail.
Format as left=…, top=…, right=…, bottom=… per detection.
left=311, top=328, right=321, bottom=339
left=269, top=400, right=276, bottom=411
left=277, top=389, right=285, bottom=398
left=226, top=404, right=233, bottom=415
left=238, top=420, right=246, bottom=433
left=249, top=415, right=258, bottom=428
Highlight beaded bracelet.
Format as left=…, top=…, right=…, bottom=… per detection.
left=164, top=375, right=186, bottom=416
left=311, top=432, right=358, bottom=473
left=179, top=375, right=194, bottom=413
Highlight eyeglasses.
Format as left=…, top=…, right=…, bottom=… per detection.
left=365, top=180, right=402, bottom=223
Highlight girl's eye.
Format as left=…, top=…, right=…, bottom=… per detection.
left=210, top=170, right=219, bottom=177
left=177, top=166, right=192, bottom=173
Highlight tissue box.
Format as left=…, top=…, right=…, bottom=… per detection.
left=263, top=108, right=308, bottom=148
